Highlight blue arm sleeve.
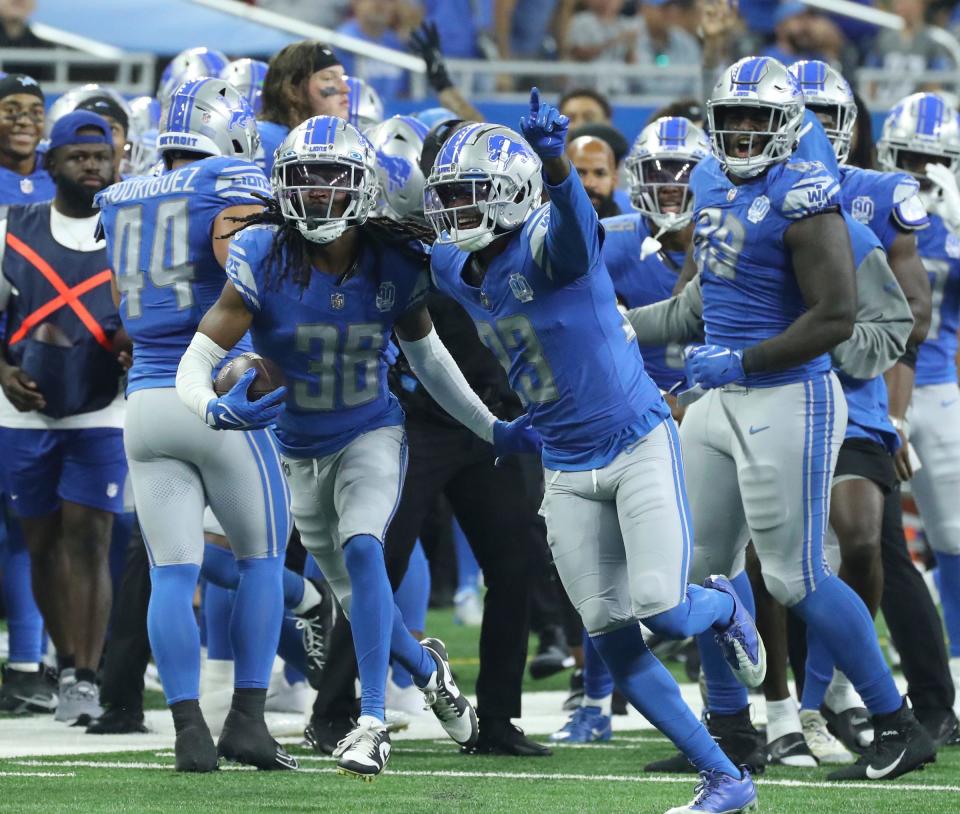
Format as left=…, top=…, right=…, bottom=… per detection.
left=543, top=169, right=602, bottom=285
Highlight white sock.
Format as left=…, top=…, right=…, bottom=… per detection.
left=824, top=670, right=862, bottom=714
left=358, top=713, right=385, bottom=728
left=8, top=661, right=37, bottom=672
left=292, top=578, right=322, bottom=616
left=584, top=694, right=612, bottom=716
left=766, top=697, right=801, bottom=743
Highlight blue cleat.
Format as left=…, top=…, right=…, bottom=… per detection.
left=549, top=705, right=613, bottom=743
left=665, top=768, right=758, bottom=813
left=704, top=574, right=766, bottom=689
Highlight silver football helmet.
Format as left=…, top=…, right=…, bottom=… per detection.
left=219, top=58, right=268, bottom=116
left=346, top=76, right=384, bottom=131
left=364, top=115, right=430, bottom=221
left=45, top=84, right=131, bottom=137
left=157, top=78, right=260, bottom=162
left=121, top=95, right=161, bottom=176
left=624, top=117, right=709, bottom=232
left=877, top=92, right=960, bottom=180
left=789, top=60, right=857, bottom=164
left=707, top=56, right=805, bottom=179
left=273, top=115, right=379, bottom=244
left=157, top=47, right=229, bottom=109
left=424, top=123, right=543, bottom=252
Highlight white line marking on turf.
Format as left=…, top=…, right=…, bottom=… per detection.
left=14, top=760, right=960, bottom=793
left=0, top=771, right=76, bottom=777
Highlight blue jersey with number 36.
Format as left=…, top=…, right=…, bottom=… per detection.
left=96, top=156, right=269, bottom=393
left=690, top=153, right=842, bottom=387
left=225, top=224, right=430, bottom=458
left=431, top=169, right=668, bottom=472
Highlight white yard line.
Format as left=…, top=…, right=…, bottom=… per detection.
left=0, top=770, right=75, bottom=777
left=12, top=759, right=960, bottom=794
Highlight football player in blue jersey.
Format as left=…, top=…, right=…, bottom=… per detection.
left=176, top=115, right=543, bottom=779
left=257, top=42, right=349, bottom=176
left=424, top=88, right=762, bottom=813
left=220, top=59, right=269, bottom=116
left=675, top=55, right=935, bottom=783
left=788, top=63, right=960, bottom=756
left=877, top=91, right=960, bottom=699
left=97, top=78, right=298, bottom=773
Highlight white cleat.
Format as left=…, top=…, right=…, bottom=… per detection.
left=418, top=637, right=478, bottom=748
left=334, top=716, right=391, bottom=781
left=801, top=709, right=853, bottom=765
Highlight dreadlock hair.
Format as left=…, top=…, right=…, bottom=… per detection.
left=220, top=193, right=436, bottom=294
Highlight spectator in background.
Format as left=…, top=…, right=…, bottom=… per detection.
left=567, top=135, right=622, bottom=218
left=0, top=0, right=52, bottom=48
left=563, top=0, right=638, bottom=95
left=761, top=2, right=844, bottom=67
left=254, top=0, right=351, bottom=27
left=867, top=0, right=955, bottom=105
left=495, top=0, right=567, bottom=59
left=567, top=120, right=632, bottom=213
left=558, top=87, right=612, bottom=131
left=336, top=0, right=410, bottom=100
left=633, top=0, right=701, bottom=96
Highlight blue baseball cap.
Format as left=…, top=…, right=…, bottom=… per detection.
left=774, top=1, right=807, bottom=26
left=48, top=110, right=112, bottom=152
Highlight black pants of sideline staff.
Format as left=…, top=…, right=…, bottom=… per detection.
left=385, top=418, right=542, bottom=724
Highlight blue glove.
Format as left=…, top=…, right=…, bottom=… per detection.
left=382, top=340, right=400, bottom=367
left=519, top=87, right=569, bottom=160
left=206, top=368, right=287, bottom=430
left=493, top=414, right=543, bottom=461
left=686, top=344, right=745, bottom=389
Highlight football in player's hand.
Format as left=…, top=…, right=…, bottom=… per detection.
left=214, top=352, right=286, bottom=399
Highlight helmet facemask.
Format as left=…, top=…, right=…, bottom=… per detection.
left=707, top=101, right=803, bottom=178
left=625, top=154, right=697, bottom=232
left=275, top=159, right=377, bottom=244
left=807, top=102, right=857, bottom=165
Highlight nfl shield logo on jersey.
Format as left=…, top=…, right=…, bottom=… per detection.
left=330, top=292, right=346, bottom=310
left=851, top=196, right=874, bottom=225
left=747, top=195, right=770, bottom=224
left=508, top=273, right=534, bottom=303
left=376, top=281, right=396, bottom=311
left=19, top=178, right=32, bottom=195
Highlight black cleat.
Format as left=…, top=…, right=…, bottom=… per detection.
left=644, top=707, right=766, bottom=775
left=462, top=720, right=552, bottom=756
left=175, top=722, right=219, bottom=773
left=0, top=665, right=57, bottom=714
left=766, top=731, right=818, bottom=767
left=296, top=578, right=337, bottom=691
left=217, top=708, right=298, bottom=770
left=821, top=704, right=872, bottom=755
left=86, top=706, right=148, bottom=734
left=915, top=709, right=960, bottom=749
left=304, top=715, right=355, bottom=755
left=419, top=637, right=479, bottom=748
left=612, top=689, right=629, bottom=717
left=827, top=700, right=936, bottom=781
left=528, top=626, right=574, bottom=680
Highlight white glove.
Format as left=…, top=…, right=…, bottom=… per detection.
left=925, top=162, right=960, bottom=232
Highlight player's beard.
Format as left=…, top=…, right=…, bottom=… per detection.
left=56, top=174, right=108, bottom=212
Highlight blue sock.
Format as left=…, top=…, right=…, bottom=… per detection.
left=391, top=604, right=435, bottom=687
left=343, top=534, right=394, bottom=721
left=644, top=585, right=735, bottom=639
left=452, top=519, right=480, bottom=592
left=304, top=556, right=323, bottom=581
left=203, top=542, right=305, bottom=611
left=148, top=563, right=202, bottom=705
left=801, top=628, right=834, bottom=711
left=232, top=556, right=284, bottom=690
left=203, top=582, right=234, bottom=661
left=1, top=511, right=43, bottom=664
left=593, top=624, right=738, bottom=777
left=582, top=629, right=614, bottom=700
left=276, top=613, right=309, bottom=678
left=937, top=552, right=960, bottom=658
left=392, top=541, right=431, bottom=689
left=793, top=574, right=900, bottom=716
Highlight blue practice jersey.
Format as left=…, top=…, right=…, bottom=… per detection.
left=96, top=156, right=270, bottom=393
left=0, top=153, right=54, bottom=205
left=226, top=224, right=430, bottom=458
left=915, top=213, right=960, bottom=387
left=431, top=170, right=668, bottom=472
left=836, top=212, right=899, bottom=454
left=601, top=212, right=686, bottom=392
left=255, top=121, right=289, bottom=177
left=691, top=153, right=842, bottom=387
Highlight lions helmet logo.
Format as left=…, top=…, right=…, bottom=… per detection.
left=487, top=134, right=530, bottom=169
left=377, top=150, right=412, bottom=193
left=227, top=108, right=251, bottom=130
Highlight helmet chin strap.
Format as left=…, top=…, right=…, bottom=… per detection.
left=299, top=218, right=348, bottom=244
left=640, top=226, right=667, bottom=261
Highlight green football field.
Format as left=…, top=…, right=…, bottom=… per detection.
left=1, top=611, right=956, bottom=812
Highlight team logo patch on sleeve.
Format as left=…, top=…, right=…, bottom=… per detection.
left=851, top=196, right=874, bottom=224
left=509, top=273, right=535, bottom=303
left=376, top=281, right=396, bottom=311
left=747, top=195, right=770, bottom=224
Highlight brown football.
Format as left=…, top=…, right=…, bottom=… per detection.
left=213, top=353, right=287, bottom=399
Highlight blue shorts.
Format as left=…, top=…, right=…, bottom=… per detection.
left=0, top=427, right=127, bottom=518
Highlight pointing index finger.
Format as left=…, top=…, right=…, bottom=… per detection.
left=529, top=86, right=541, bottom=116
